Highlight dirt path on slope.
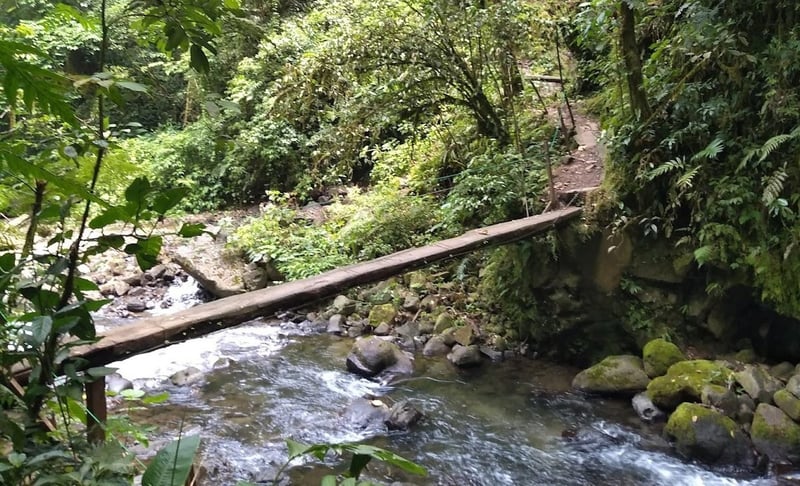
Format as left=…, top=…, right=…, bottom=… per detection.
left=552, top=103, right=605, bottom=197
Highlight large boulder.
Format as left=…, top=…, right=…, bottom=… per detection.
left=642, top=338, right=685, bottom=378
left=423, top=335, right=451, bottom=357
left=646, top=360, right=734, bottom=410
left=345, top=337, right=413, bottom=378
left=447, top=344, right=482, bottom=367
left=750, top=403, right=800, bottom=464
left=787, top=374, right=800, bottom=398
left=774, top=389, right=800, bottom=421
left=663, top=403, right=755, bottom=467
left=735, top=364, right=783, bottom=404
left=572, top=355, right=650, bottom=396
left=368, top=303, right=397, bottom=327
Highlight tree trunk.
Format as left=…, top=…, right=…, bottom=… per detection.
left=471, top=89, right=509, bottom=144
left=21, top=180, right=46, bottom=260
left=619, top=2, right=652, bottom=120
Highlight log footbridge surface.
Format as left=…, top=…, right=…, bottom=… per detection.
left=16, top=206, right=583, bottom=441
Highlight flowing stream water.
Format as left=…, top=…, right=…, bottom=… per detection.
left=110, top=317, right=780, bottom=486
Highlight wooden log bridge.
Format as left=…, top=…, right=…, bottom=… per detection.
left=74, top=206, right=581, bottom=367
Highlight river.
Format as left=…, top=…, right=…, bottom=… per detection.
left=110, top=318, right=778, bottom=486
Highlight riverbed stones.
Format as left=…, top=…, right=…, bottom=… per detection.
left=735, top=364, right=783, bottom=404
left=773, top=389, right=800, bottom=422
left=373, top=322, right=391, bottom=336
left=170, top=366, right=204, bottom=386
left=402, top=294, right=420, bottom=311
left=346, top=337, right=413, bottom=378
left=646, top=360, right=734, bottom=410
left=452, top=325, right=474, bottom=346
left=386, top=399, right=423, bottom=430
left=572, top=355, right=650, bottom=396
left=433, top=312, right=454, bottom=333
left=770, top=362, right=796, bottom=381
left=751, top=403, right=800, bottom=463
left=663, top=402, right=755, bottom=467
left=327, top=314, right=346, bottom=335
left=642, top=338, right=685, bottom=378
left=785, top=374, right=800, bottom=398
left=700, top=384, right=739, bottom=418
left=423, top=335, right=450, bottom=356
left=368, top=303, right=397, bottom=327
left=632, top=392, right=665, bottom=422
left=332, top=295, right=357, bottom=316
left=447, top=344, right=482, bottom=367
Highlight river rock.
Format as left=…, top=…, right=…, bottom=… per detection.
left=347, top=322, right=366, bottom=338
left=770, top=362, right=796, bottom=381
left=368, top=303, right=397, bottom=327
left=106, top=373, right=134, bottom=394
left=738, top=394, right=756, bottom=425
left=327, top=314, right=346, bottom=335
left=423, top=335, right=450, bottom=356
left=396, top=322, right=419, bottom=339
left=433, top=313, right=454, bottom=334
left=572, top=355, right=650, bottom=396
left=418, top=320, right=434, bottom=335
left=386, top=399, right=423, bottom=430
left=126, top=300, right=147, bottom=313
left=735, top=364, right=783, bottom=404
left=751, top=403, right=800, bottom=463
left=642, top=338, right=685, bottom=378
left=632, top=392, right=665, bottom=422
left=342, top=398, right=390, bottom=431
left=402, top=294, right=420, bottom=311
left=453, top=325, right=474, bottom=346
left=646, top=360, right=734, bottom=410
left=447, top=344, right=482, bottom=367
left=373, top=322, right=391, bottom=336
left=774, top=389, right=800, bottom=422
left=407, top=271, right=427, bottom=293
left=346, top=337, right=413, bottom=378
left=332, top=295, right=357, bottom=316
left=785, top=374, right=800, bottom=398
left=700, top=384, right=739, bottom=418
left=664, top=402, right=755, bottom=467
left=170, top=366, right=204, bottom=386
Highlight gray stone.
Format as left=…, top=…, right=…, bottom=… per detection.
left=773, top=389, right=800, bottom=422
left=418, top=320, right=434, bottom=335
left=479, top=345, right=503, bottom=361
left=147, top=264, right=167, bottom=280
left=402, top=294, right=420, bottom=311
left=572, top=355, right=650, bottom=396
left=242, top=267, right=268, bottom=290
left=738, top=394, right=756, bottom=425
left=751, top=403, right=800, bottom=464
left=770, top=362, right=796, bottom=381
left=452, top=325, right=474, bottom=346
left=373, top=322, right=391, bottom=336
left=346, top=337, right=413, bottom=378
left=786, top=374, right=800, bottom=398
left=395, top=322, right=419, bottom=339
left=440, top=327, right=457, bottom=346
left=385, top=399, right=423, bottom=430
left=127, top=286, right=147, bottom=297
left=735, top=364, right=783, bottom=404
left=212, top=357, right=233, bottom=369
left=170, top=366, right=204, bottom=386
left=332, top=295, right=357, bottom=316
left=664, top=402, right=755, bottom=467
left=419, top=295, right=439, bottom=312
left=632, top=392, right=665, bottom=422
left=327, top=314, right=346, bottom=335
left=701, top=384, right=739, bottom=418
left=342, top=398, right=390, bottom=431
left=422, top=335, right=450, bottom=357
left=347, top=323, right=365, bottom=338
left=126, top=301, right=147, bottom=313
left=447, top=344, right=482, bottom=367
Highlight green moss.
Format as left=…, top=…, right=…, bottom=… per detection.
left=665, top=402, right=738, bottom=445
left=751, top=404, right=800, bottom=456
left=572, top=355, right=650, bottom=394
left=774, top=389, right=800, bottom=422
left=368, top=303, right=397, bottom=326
left=642, top=338, right=686, bottom=378
left=646, top=360, right=733, bottom=410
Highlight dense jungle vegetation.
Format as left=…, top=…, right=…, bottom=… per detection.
left=1, top=0, right=800, bottom=482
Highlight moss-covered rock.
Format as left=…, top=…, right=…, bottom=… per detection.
left=751, top=403, right=800, bottom=464
left=774, top=389, right=800, bottom=422
left=701, top=384, right=739, bottom=418
left=646, top=360, right=734, bottom=410
left=664, top=403, right=755, bottom=466
left=572, top=355, right=650, bottom=396
left=433, top=312, right=454, bottom=334
left=642, top=338, right=685, bottom=378
left=368, top=303, right=397, bottom=327
left=407, top=271, right=428, bottom=293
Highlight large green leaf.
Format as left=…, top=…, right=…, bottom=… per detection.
left=142, top=434, right=201, bottom=486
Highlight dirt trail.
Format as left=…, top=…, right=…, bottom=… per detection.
left=552, top=104, right=605, bottom=195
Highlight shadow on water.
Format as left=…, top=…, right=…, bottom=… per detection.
left=114, top=320, right=778, bottom=486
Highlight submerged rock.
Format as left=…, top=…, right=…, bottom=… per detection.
left=386, top=399, right=423, bottom=430
left=447, top=344, right=482, bottom=367
left=646, top=360, right=734, bottom=410
left=346, top=337, right=413, bottom=378
left=642, top=338, right=685, bottom=378
left=664, top=402, right=755, bottom=467
left=342, top=398, right=390, bottom=431
left=632, top=392, right=665, bottom=422
left=170, top=366, right=204, bottom=386
left=572, top=355, right=650, bottom=396
left=106, top=373, right=134, bottom=394
left=751, top=403, right=800, bottom=464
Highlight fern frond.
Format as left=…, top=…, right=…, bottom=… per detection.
left=758, top=134, right=794, bottom=163
left=677, top=165, right=700, bottom=190
left=645, top=157, right=685, bottom=180
left=692, top=137, right=724, bottom=161
left=762, top=166, right=788, bottom=206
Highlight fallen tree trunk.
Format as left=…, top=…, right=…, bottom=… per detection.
left=16, top=207, right=582, bottom=375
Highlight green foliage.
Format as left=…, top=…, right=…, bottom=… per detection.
left=142, top=435, right=201, bottom=486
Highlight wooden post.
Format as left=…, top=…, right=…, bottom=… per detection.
left=86, top=377, right=107, bottom=443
